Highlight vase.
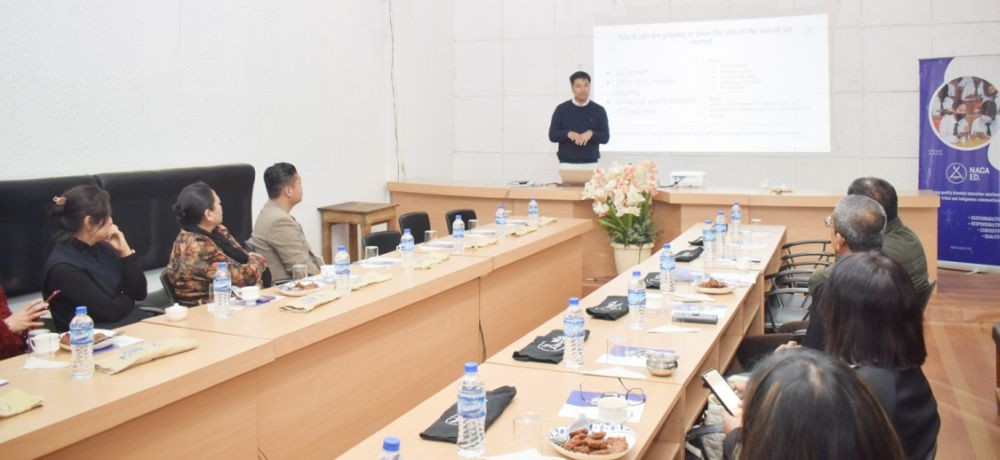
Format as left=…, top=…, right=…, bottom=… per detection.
left=611, top=243, right=653, bottom=275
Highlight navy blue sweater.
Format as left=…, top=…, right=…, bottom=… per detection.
left=548, top=100, right=610, bottom=164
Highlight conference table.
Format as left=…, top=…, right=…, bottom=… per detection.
left=0, top=216, right=591, bottom=459
left=0, top=322, right=273, bottom=459
left=342, top=224, right=788, bottom=459
left=387, top=180, right=938, bottom=289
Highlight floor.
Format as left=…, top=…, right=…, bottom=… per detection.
left=922, top=269, right=1000, bottom=460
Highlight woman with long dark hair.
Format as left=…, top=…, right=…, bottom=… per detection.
left=165, top=182, right=266, bottom=306
left=42, top=185, right=148, bottom=331
left=822, top=251, right=940, bottom=459
left=727, top=349, right=907, bottom=460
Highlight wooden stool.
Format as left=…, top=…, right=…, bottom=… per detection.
left=318, top=202, right=399, bottom=263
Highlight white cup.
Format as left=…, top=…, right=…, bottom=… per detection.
left=596, top=396, right=629, bottom=424
left=164, top=304, right=188, bottom=322
left=241, top=286, right=261, bottom=305
left=321, top=265, right=336, bottom=284
left=28, top=332, right=59, bottom=358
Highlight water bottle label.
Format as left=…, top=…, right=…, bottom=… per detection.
left=529, top=204, right=538, bottom=214
left=455, top=229, right=464, bottom=238
left=213, top=278, right=231, bottom=292
left=563, top=317, right=584, bottom=337
left=70, top=325, right=93, bottom=346
left=335, top=263, right=350, bottom=276
left=660, top=256, right=676, bottom=271
left=458, top=395, right=486, bottom=418
left=496, top=214, right=506, bottom=225
left=402, top=240, right=414, bottom=252
left=716, top=223, right=728, bottom=234
left=628, top=289, right=646, bottom=307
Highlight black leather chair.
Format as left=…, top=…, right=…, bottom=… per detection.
left=398, top=212, right=431, bottom=244
left=159, top=271, right=177, bottom=306
left=445, top=209, right=477, bottom=234
left=0, top=175, right=99, bottom=297
left=363, top=231, right=402, bottom=256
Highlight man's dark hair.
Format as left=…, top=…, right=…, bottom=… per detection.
left=832, top=195, right=885, bottom=252
left=847, top=177, right=899, bottom=221
left=822, top=251, right=926, bottom=368
left=569, top=71, right=591, bottom=84
left=264, top=162, right=298, bottom=199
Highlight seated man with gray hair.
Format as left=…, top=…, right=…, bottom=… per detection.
left=801, top=194, right=887, bottom=350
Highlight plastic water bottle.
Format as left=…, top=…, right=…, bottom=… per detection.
left=730, top=202, right=743, bottom=245
left=495, top=204, right=507, bottom=241
left=628, top=270, right=647, bottom=330
left=335, top=245, right=351, bottom=291
left=562, top=297, right=585, bottom=369
left=212, top=262, right=232, bottom=318
left=457, top=362, right=486, bottom=458
left=69, top=306, right=94, bottom=380
left=378, top=436, right=401, bottom=459
left=703, top=220, right=716, bottom=265
left=528, top=198, right=540, bottom=227
left=715, top=211, right=729, bottom=260
left=660, top=244, right=676, bottom=294
left=400, top=229, right=415, bottom=269
left=452, top=215, right=465, bottom=254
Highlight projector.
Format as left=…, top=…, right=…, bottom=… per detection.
left=667, top=171, right=706, bottom=188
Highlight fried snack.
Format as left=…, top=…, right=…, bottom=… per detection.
left=698, top=277, right=728, bottom=288
left=60, top=332, right=108, bottom=347
left=294, top=280, right=317, bottom=289
left=561, top=431, right=628, bottom=456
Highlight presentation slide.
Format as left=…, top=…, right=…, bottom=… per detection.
left=593, top=15, right=830, bottom=153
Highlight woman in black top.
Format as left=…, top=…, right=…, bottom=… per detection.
left=822, top=251, right=940, bottom=460
left=42, top=185, right=148, bottom=332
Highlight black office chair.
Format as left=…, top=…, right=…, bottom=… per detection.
left=917, top=279, right=937, bottom=312
left=764, top=287, right=813, bottom=333
left=445, top=209, right=477, bottom=234
left=779, top=260, right=832, bottom=272
left=159, top=271, right=177, bottom=306
left=782, top=239, right=832, bottom=256
left=764, top=269, right=813, bottom=290
left=399, top=212, right=431, bottom=244
left=363, top=230, right=402, bottom=256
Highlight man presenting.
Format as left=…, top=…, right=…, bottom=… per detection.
left=250, top=163, right=323, bottom=280
left=549, top=71, right=610, bottom=165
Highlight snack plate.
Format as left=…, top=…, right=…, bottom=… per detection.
left=548, top=423, right=636, bottom=460
left=59, top=329, right=115, bottom=351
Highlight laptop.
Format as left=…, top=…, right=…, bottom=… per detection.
left=558, top=164, right=596, bottom=185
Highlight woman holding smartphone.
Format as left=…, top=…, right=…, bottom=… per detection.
left=42, top=185, right=149, bottom=332
left=0, top=285, right=49, bottom=359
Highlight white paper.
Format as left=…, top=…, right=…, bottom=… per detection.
left=596, top=354, right=649, bottom=368
left=583, top=366, right=648, bottom=379
left=22, top=356, right=69, bottom=369
left=487, top=449, right=561, bottom=460
left=647, top=325, right=700, bottom=333
left=670, top=293, right=714, bottom=302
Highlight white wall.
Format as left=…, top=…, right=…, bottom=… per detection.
left=452, top=0, right=1000, bottom=190
left=0, top=0, right=454, bottom=253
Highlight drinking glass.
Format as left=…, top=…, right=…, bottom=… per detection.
left=424, top=229, right=437, bottom=243
left=467, top=219, right=478, bottom=230
left=607, top=335, right=628, bottom=361
left=364, top=246, right=379, bottom=260
left=291, top=264, right=308, bottom=281
left=513, top=412, right=542, bottom=452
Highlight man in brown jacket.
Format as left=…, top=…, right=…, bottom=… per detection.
left=249, top=163, right=322, bottom=281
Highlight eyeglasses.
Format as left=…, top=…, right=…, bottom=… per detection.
left=823, top=215, right=833, bottom=229
left=577, top=377, right=646, bottom=407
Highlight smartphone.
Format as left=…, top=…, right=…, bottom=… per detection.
left=43, top=290, right=60, bottom=306
left=702, top=368, right=742, bottom=416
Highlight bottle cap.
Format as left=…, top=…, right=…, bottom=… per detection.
left=632, top=270, right=641, bottom=276
left=455, top=215, right=462, bottom=222
left=338, top=245, right=346, bottom=251
left=218, top=262, right=227, bottom=269
left=706, top=220, right=712, bottom=224
left=499, top=203, right=505, bottom=208
left=464, top=362, right=478, bottom=373
left=734, top=201, right=740, bottom=205
left=75, top=306, right=87, bottom=315
left=717, top=211, right=725, bottom=215
left=569, top=297, right=580, bottom=306
left=382, top=436, right=400, bottom=452
left=403, top=228, right=411, bottom=234
left=663, top=243, right=671, bottom=249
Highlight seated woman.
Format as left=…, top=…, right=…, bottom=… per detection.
left=42, top=185, right=149, bottom=332
left=165, top=182, right=266, bottom=306
left=822, top=251, right=940, bottom=459
left=724, top=349, right=906, bottom=460
left=0, top=285, right=48, bottom=359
